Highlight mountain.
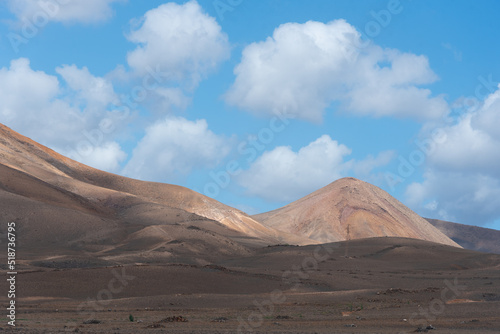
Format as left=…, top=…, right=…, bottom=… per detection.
left=427, top=218, right=500, bottom=254
left=254, top=177, right=460, bottom=247
left=0, top=123, right=314, bottom=269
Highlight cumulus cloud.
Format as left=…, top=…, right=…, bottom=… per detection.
left=239, top=135, right=371, bottom=202
left=6, top=0, right=123, bottom=24
left=77, top=142, right=127, bottom=173
left=153, top=87, right=191, bottom=111
left=56, top=64, right=117, bottom=112
left=123, top=117, right=231, bottom=182
left=0, top=58, right=84, bottom=146
left=471, top=85, right=500, bottom=141
left=419, top=84, right=500, bottom=177
left=126, top=0, right=230, bottom=87
left=405, top=85, right=500, bottom=226
left=0, top=58, right=126, bottom=173
left=238, top=134, right=395, bottom=203
left=225, top=19, right=448, bottom=122
left=425, top=115, right=500, bottom=175
left=406, top=172, right=500, bottom=226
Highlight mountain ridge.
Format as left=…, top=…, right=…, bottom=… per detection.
left=0, top=123, right=470, bottom=269
left=0, top=123, right=316, bottom=269
left=0, top=123, right=313, bottom=242
left=427, top=218, right=500, bottom=254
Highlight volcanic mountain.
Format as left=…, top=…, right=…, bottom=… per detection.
left=0, top=123, right=314, bottom=268
left=427, top=218, right=500, bottom=254
left=254, top=177, right=460, bottom=247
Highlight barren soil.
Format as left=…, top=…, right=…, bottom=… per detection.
left=2, top=237, right=499, bottom=333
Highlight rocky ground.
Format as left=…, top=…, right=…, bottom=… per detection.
left=2, top=237, right=499, bottom=333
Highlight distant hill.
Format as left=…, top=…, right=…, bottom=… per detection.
left=426, top=218, right=500, bottom=254
left=254, top=177, right=460, bottom=248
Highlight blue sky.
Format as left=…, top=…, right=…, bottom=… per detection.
left=1, top=0, right=500, bottom=230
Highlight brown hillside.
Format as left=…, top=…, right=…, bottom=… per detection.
left=254, top=177, right=460, bottom=247
left=427, top=218, right=500, bottom=254
left=0, top=123, right=315, bottom=269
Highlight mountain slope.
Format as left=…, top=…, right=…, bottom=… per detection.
left=254, top=177, right=460, bottom=247
left=427, top=218, right=500, bottom=254
left=0, top=123, right=315, bottom=268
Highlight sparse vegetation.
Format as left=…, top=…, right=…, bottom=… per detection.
left=158, top=315, right=188, bottom=323
left=83, top=319, right=101, bottom=324
left=276, top=315, right=291, bottom=319
left=347, top=302, right=364, bottom=312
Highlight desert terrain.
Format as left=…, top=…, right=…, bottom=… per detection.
left=2, top=237, right=500, bottom=333
left=1, top=123, right=499, bottom=333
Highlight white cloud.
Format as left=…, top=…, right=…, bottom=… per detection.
left=56, top=64, right=117, bottom=112
left=472, top=85, right=500, bottom=141
left=238, top=135, right=395, bottom=203
left=77, top=141, right=127, bottom=173
left=126, top=0, right=230, bottom=87
left=406, top=172, right=500, bottom=225
left=225, top=19, right=448, bottom=122
left=424, top=84, right=500, bottom=177
left=6, top=0, right=123, bottom=25
left=154, top=87, right=190, bottom=110
left=406, top=84, right=500, bottom=226
left=0, top=58, right=84, bottom=146
left=426, top=115, right=500, bottom=175
left=237, top=135, right=352, bottom=202
left=0, top=58, right=127, bottom=173
left=123, top=117, right=231, bottom=182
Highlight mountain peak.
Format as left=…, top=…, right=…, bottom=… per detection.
left=254, top=178, right=461, bottom=248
